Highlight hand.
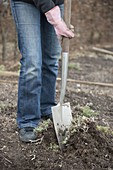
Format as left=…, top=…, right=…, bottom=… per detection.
left=57, top=24, right=75, bottom=42
left=54, top=20, right=75, bottom=40
left=70, top=25, right=75, bottom=33
left=45, top=6, right=75, bottom=39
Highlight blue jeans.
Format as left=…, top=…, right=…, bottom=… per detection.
left=10, top=0, right=63, bottom=129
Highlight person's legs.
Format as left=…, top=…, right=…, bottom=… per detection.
left=10, top=0, right=42, bottom=129
left=40, top=5, right=64, bottom=117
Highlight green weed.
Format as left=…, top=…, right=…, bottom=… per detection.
left=49, top=143, right=59, bottom=151
left=68, top=62, right=82, bottom=71
left=35, top=119, right=51, bottom=133
left=0, top=65, right=6, bottom=71
left=81, top=106, right=99, bottom=117
left=96, top=125, right=113, bottom=135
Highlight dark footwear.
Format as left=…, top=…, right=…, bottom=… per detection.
left=41, top=114, right=53, bottom=121
left=19, top=127, right=38, bottom=142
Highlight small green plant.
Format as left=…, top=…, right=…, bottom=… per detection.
left=0, top=65, right=6, bottom=71
left=96, top=125, right=113, bottom=134
left=49, top=143, right=59, bottom=151
left=81, top=106, right=98, bottom=117
left=68, top=62, right=82, bottom=71
left=0, top=102, right=17, bottom=113
left=0, top=102, right=6, bottom=108
left=35, top=119, right=51, bottom=133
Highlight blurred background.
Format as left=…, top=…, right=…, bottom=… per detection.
left=0, top=0, right=113, bottom=69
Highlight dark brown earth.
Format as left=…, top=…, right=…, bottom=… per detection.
left=0, top=50, right=113, bottom=170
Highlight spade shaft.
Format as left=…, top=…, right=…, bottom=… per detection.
left=60, top=0, right=72, bottom=104
left=52, top=0, right=73, bottom=150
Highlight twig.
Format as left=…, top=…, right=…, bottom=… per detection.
left=58, top=78, right=113, bottom=88
left=0, top=79, right=17, bottom=84
left=0, top=71, right=19, bottom=77
left=92, top=47, right=113, bottom=55
left=1, top=71, right=113, bottom=88
left=3, top=156, right=12, bottom=164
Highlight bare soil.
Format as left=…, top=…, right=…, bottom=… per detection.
left=0, top=50, right=113, bottom=170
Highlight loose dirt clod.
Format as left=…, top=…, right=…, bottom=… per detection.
left=64, top=121, right=113, bottom=170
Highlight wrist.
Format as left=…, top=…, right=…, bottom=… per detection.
left=45, top=6, right=61, bottom=26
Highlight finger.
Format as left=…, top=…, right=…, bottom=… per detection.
left=70, top=25, right=74, bottom=29
left=69, top=25, right=75, bottom=33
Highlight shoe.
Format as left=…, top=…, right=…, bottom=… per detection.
left=41, top=114, right=53, bottom=121
left=19, top=127, right=38, bottom=142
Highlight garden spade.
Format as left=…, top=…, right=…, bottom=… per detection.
left=52, top=0, right=73, bottom=150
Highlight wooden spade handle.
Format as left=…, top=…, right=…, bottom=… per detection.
left=62, top=0, right=72, bottom=53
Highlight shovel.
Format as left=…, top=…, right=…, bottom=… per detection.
left=52, top=0, right=73, bottom=150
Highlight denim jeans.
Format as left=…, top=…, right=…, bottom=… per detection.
left=10, top=0, right=63, bottom=129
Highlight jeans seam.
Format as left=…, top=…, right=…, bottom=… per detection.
left=12, top=3, right=19, bottom=28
